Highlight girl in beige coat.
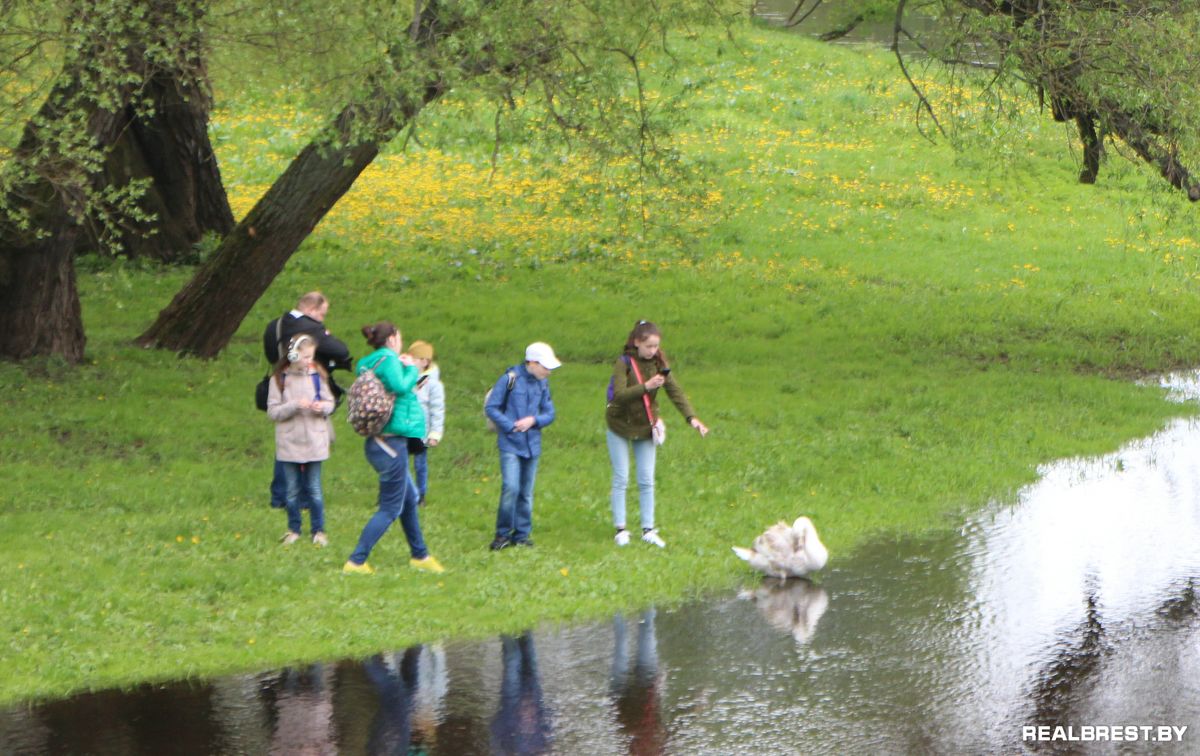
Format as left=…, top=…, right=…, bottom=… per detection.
left=268, top=335, right=336, bottom=545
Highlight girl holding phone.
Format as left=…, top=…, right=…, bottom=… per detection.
left=604, top=320, right=709, bottom=548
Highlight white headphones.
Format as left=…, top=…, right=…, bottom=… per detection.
left=287, top=334, right=314, bottom=363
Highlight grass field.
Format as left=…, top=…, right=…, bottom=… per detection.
left=3, top=23, right=1200, bottom=705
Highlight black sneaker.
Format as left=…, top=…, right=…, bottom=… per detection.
left=512, top=538, right=535, bottom=548
left=489, top=536, right=511, bottom=551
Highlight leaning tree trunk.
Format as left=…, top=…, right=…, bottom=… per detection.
left=89, top=65, right=235, bottom=262
left=137, top=87, right=443, bottom=357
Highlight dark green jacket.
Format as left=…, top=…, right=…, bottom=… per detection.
left=605, top=353, right=696, bottom=440
left=356, top=348, right=426, bottom=439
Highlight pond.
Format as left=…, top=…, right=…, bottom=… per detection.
left=3, top=374, right=1199, bottom=754
left=753, top=0, right=907, bottom=47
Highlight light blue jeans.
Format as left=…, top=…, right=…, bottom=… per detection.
left=606, top=429, right=657, bottom=530
left=495, top=452, right=539, bottom=541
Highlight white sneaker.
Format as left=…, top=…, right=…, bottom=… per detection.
left=641, top=529, right=666, bottom=548
left=280, top=531, right=300, bottom=546
left=614, top=529, right=631, bottom=546
left=312, top=532, right=328, bottom=547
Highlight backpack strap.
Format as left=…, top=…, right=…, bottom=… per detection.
left=499, top=370, right=517, bottom=413
left=362, top=353, right=389, bottom=378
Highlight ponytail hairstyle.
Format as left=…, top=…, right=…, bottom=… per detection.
left=362, top=321, right=398, bottom=349
left=623, top=319, right=668, bottom=370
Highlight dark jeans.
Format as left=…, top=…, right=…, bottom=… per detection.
left=270, top=458, right=311, bottom=510
left=411, top=447, right=429, bottom=500
left=348, top=437, right=428, bottom=564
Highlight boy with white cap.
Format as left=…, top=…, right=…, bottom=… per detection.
left=485, top=342, right=561, bottom=550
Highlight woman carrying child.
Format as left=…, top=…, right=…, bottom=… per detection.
left=605, top=320, right=709, bottom=548
left=267, top=334, right=335, bottom=546
left=342, top=322, right=445, bottom=575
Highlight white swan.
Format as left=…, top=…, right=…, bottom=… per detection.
left=732, top=516, right=828, bottom=579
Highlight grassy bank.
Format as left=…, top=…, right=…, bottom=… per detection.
left=4, top=24, right=1200, bottom=705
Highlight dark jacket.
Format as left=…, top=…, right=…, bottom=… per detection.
left=263, top=312, right=353, bottom=397
left=605, top=353, right=696, bottom=440
left=485, top=364, right=556, bottom=458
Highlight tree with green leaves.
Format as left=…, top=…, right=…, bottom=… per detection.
left=138, top=0, right=729, bottom=357
left=779, top=0, right=1200, bottom=199
left=2, top=0, right=731, bottom=362
left=0, top=0, right=231, bottom=362
left=897, top=0, right=1200, bottom=198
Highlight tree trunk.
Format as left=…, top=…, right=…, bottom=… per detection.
left=90, top=68, right=235, bottom=262
left=0, top=86, right=129, bottom=363
left=137, top=88, right=442, bottom=357
left=0, top=0, right=218, bottom=362
left=0, top=224, right=87, bottom=362
left=1076, top=114, right=1101, bottom=184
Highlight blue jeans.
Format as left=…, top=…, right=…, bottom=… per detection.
left=495, top=452, right=539, bottom=541
left=411, top=448, right=429, bottom=500
left=607, top=429, right=657, bottom=530
left=349, top=437, right=428, bottom=564
left=282, top=461, right=325, bottom=534
left=271, top=458, right=311, bottom=510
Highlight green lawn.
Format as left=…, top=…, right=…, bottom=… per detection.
left=3, top=23, right=1200, bottom=704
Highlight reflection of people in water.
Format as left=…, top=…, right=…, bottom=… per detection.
left=490, top=631, right=553, bottom=755
left=739, top=577, right=829, bottom=645
left=268, top=663, right=336, bottom=755
left=363, top=647, right=424, bottom=755
left=610, top=608, right=668, bottom=755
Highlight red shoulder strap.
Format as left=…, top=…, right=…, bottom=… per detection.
left=627, top=358, right=656, bottom=425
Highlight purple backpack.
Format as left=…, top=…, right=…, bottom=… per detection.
left=605, top=355, right=632, bottom=403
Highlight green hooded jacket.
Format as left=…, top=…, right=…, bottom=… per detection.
left=357, top=347, right=426, bottom=439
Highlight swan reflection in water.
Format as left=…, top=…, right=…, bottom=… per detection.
left=739, top=577, right=830, bottom=645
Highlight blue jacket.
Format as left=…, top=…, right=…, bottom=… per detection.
left=485, top=364, right=555, bottom=458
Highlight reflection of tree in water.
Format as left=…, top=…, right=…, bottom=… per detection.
left=1027, top=578, right=1200, bottom=749
left=1155, top=579, right=1198, bottom=624
left=610, top=608, right=668, bottom=756
left=739, top=577, right=830, bottom=645
left=1028, top=590, right=1109, bottom=747
left=3, top=678, right=223, bottom=754
left=490, top=631, right=553, bottom=755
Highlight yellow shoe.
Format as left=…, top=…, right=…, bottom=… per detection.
left=342, top=560, right=374, bottom=575
left=409, top=556, right=445, bottom=574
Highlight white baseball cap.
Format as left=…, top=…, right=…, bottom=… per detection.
left=525, top=342, right=562, bottom=370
